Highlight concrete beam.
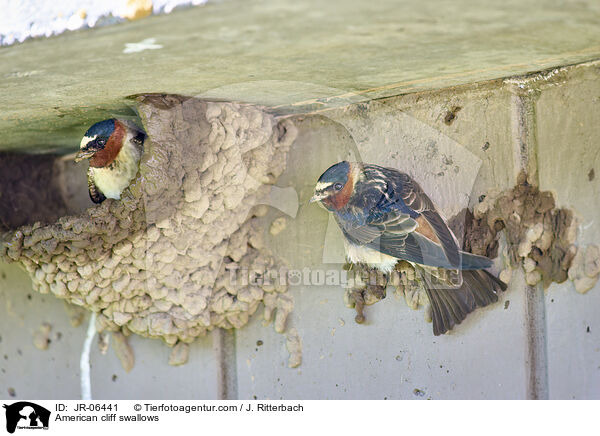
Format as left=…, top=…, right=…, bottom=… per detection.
left=2, top=0, right=600, bottom=152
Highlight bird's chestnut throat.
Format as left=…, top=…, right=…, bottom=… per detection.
left=323, top=171, right=354, bottom=210
left=89, top=121, right=125, bottom=168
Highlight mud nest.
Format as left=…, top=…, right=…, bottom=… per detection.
left=466, top=172, right=578, bottom=288
left=1, top=95, right=298, bottom=345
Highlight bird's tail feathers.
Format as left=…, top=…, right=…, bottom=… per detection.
left=457, top=251, right=494, bottom=270
left=421, top=268, right=506, bottom=336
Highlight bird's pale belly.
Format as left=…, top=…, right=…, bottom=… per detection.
left=345, top=242, right=398, bottom=273
left=90, top=145, right=140, bottom=199
left=91, top=167, right=133, bottom=199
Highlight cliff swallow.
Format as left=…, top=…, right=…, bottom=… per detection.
left=75, top=119, right=145, bottom=204
left=311, top=161, right=507, bottom=335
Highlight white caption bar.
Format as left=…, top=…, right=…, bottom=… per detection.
left=0, top=400, right=594, bottom=435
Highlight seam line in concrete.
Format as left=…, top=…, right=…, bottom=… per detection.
left=508, top=82, right=549, bottom=400
left=524, top=283, right=549, bottom=399
left=212, top=328, right=238, bottom=400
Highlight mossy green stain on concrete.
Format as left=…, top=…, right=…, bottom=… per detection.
left=1, top=0, right=600, bottom=152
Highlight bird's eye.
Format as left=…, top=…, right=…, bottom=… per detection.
left=334, top=183, right=343, bottom=191
left=97, top=138, right=106, bottom=147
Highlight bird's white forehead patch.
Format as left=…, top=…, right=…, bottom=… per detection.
left=80, top=135, right=97, bottom=149
left=315, top=181, right=333, bottom=192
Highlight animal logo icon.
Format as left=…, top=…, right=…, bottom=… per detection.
left=3, top=402, right=50, bottom=433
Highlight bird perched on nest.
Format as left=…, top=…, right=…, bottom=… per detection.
left=310, top=161, right=507, bottom=335
left=75, top=119, right=145, bottom=204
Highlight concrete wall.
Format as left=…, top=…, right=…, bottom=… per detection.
left=535, top=65, right=600, bottom=399
left=2, top=0, right=600, bottom=153
left=1, top=61, right=598, bottom=400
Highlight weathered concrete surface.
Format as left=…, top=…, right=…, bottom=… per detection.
left=236, top=88, right=530, bottom=399
left=534, top=63, right=600, bottom=399
left=2, top=0, right=600, bottom=151
left=237, top=283, right=523, bottom=399
left=0, top=262, right=86, bottom=399
left=90, top=333, right=218, bottom=400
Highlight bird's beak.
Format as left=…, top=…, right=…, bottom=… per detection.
left=309, top=192, right=327, bottom=204
left=74, top=149, right=95, bottom=162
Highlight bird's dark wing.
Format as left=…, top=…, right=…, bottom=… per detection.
left=87, top=169, right=106, bottom=204
left=335, top=203, right=485, bottom=270
left=370, top=232, right=442, bottom=267
left=370, top=232, right=492, bottom=270
left=369, top=166, right=461, bottom=268
left=337, top=164, right=493, bottom=269
left=334, top=209, right=418, bottom=246
left=335, top=216, right=382, bottom=245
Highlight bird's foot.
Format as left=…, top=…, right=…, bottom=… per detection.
left=346, top=263, right=389, bottom=324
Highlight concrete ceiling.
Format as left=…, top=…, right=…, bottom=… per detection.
left=1, top=0, right=599, bottom=152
